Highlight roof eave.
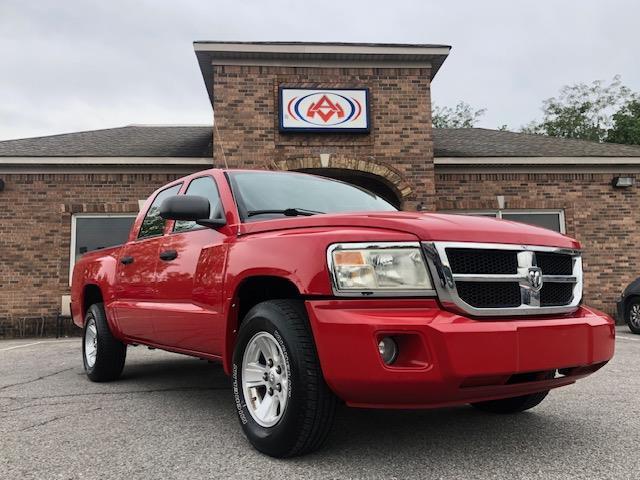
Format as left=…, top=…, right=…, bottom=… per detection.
left=194, top=41, right=451, bottom=106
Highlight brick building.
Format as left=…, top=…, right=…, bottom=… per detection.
left=1, top=42, right=639, bottom=336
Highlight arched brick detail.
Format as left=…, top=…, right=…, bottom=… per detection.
left=269, top=156, right=413, bottom=200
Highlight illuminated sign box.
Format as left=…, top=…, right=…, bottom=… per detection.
left=279, top=87, right=370, bottom=133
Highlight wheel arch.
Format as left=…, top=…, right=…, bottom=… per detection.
left=622, top=277, right=640, bottom=299
left=623, top=293, right=640, bottom=320
left=82, top=284, right=104, bottom=319
left=223, top=275, right=303, bottom=374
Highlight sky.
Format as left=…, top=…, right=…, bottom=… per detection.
left=0, top=0, right=639, bottom=141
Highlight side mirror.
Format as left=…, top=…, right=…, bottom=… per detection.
left=159, top=195, right=226, bottom=228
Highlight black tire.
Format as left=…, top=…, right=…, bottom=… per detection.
left=471, top=390, right=549, bottom=414
left=625, top=298, right=640, bottom=334
left=82, top=303, right=127, bottom=382
left=232, top=299, right=336, bottom=458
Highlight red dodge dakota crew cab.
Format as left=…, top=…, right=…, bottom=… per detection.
left=71, top=168, right=615, bottom=457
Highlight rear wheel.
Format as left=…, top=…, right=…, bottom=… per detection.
left=626, top=298, right=640, bottom=334
left=83, top=303, right=126, bottom=382
left=232, top=299, right=336, bottom=458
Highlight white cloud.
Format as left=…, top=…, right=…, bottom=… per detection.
left=0, top=0, right=638, bottom=140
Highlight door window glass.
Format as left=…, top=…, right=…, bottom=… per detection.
left=138, top=184, right=182, bottom=239
left=174, top=176, right=222, bottom=232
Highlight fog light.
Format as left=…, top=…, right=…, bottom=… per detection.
left=378, top=337, right=398, bottom=365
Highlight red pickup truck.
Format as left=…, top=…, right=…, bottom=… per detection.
left=71, top=168, right=615, bottom=457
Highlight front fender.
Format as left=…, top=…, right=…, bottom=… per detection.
left=220, top=226, right=419, bottom=373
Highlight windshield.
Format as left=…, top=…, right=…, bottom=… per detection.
left=228, top=171, right=397, bottom=221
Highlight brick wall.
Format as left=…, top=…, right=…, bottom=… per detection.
left=436, top=171, right=639, bottom=317
left=0, top=169, right=633, bottom=333
left=212, top=65, right=435, bottom=210
left=0, top=172, right=184, bottom=332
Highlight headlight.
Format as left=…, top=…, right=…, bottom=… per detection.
left=328, top=242, right=434, bottom=295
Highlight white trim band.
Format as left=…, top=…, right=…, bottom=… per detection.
left=0, top=157, right=212, bottom=165
left=435, top=156, right=640, bottom=166
left=194, top=42, right=451, bottom=57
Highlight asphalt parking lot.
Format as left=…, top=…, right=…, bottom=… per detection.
left=1, top=328, right=638, bottom=480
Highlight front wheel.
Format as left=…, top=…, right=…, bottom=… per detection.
left=626, top=299, right=640, bottom=334
left=232, top=299, right=336, bottom=458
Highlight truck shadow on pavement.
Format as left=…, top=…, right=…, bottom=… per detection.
left=119, top=354, right=231, bottom=386
left=110, top=353, right=609, bottom=466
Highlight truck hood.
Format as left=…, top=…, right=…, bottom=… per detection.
left=238, top=211, right=580, bottom=249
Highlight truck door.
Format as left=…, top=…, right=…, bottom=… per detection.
left=152, top=175, right=228, bottom=355
left=113, top=183, right=182, bottom=342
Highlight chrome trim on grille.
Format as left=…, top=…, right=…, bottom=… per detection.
left=422, top=241, right=583, bottom=316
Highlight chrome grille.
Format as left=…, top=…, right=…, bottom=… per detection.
left=423, top=242, right=582, bottom=316
left=540, top=282, right=574, bottom=306
left=536, top=252, right=573, bottom=275
left=446, top=248, right=517, bottom=274
left=455, top=281, right=521, bottom=308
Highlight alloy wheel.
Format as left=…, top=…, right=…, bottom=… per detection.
left=84, top=317, right=98, bottom=368
left=630, top=303, right=640, bottom=329
left=241, top=332, right=289, bottom=428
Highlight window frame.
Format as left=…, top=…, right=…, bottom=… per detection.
left=136, top=183, right=183, bottom=240
left=226, top=170, right=397, bottom=223
left=171, top=175, right=223, bottom=234
left=69, top=213, right=138, bottom=285
left=442, top=208, right=566, bottom=234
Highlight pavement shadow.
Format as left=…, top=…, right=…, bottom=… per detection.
left=308, top=401, right=604, bottom=466
left=104, top=354, right=613, bottom=470
left=116, top=353, right=231, bottom=389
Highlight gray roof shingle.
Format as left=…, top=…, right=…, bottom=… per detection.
left=0, top=125, right=213, bottom=157
left=432, top=128, right=640, bottom=157
left=1, top=125, right=640, bottom=158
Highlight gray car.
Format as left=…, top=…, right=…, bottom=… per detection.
left=617, top=278, right=640, bottom=334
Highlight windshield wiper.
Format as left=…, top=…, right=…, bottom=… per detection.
left=246, top=207, right=324, bottom=217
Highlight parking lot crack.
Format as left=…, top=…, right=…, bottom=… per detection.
left=4, top=398, right=86, bottom=413
left=18, top=414, right=70, bottom=432
left=16, top=407, right=102, bottom=432
left=0, top=385, right=227, bottom=401
left=0, top=367, right=74, bottom=392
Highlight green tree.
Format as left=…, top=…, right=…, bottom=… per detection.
left=432, top=101, right=486, bottom=128
left=606, top=99, right=640, bottom=145
left=522, top=75, right=632, bottom=142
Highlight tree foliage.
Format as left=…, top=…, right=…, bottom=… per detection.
left=606, top=99, right=640, bottom=145
left=522, top=75, right=634, bottom=142
left=432, top=101, right=486, bottom=128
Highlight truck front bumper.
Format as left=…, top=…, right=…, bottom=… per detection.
left=305, top=299, right=615, bottom=409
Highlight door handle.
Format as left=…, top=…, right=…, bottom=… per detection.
left=120, top=255, right=134, bottom=265
left=159, top=249, right=178, bottom=261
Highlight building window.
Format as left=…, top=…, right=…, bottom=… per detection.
left=69, top=214, right=137, bottom=284
left=445, top=209, right=565, bottom=234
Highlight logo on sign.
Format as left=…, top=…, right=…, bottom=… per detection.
left=287, top=92, right=362, bottom=126
left=281, top=89, right=368, bottom=131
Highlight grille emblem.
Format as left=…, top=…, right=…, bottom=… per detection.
left=527, top=267, right=543, bottom=292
